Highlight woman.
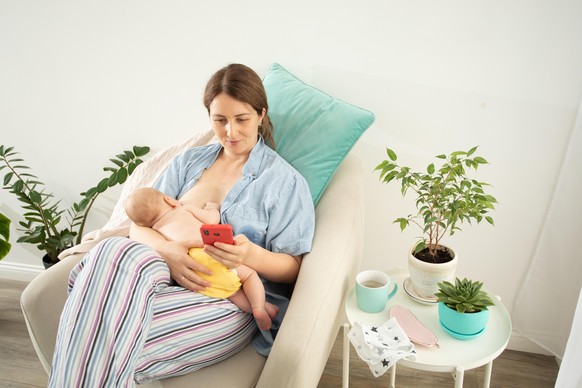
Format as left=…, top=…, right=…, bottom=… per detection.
left=49, top=64, right=315, bottom=386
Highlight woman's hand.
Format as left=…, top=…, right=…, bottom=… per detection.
left=203, top=234, right=255, bottom=269
left=204, top=234, right=302, bottom=283
left=158, top=240, right=213, bottom=292
left=130, top=223, right=212, bottom=292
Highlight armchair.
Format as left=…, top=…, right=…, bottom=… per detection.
left=20, top=152, right=364, bottom=387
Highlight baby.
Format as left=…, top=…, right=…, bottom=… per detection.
left=125, top=187, right=278, bottom=330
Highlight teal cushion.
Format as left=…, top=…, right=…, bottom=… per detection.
left=263, top=63, right=375, bottom=205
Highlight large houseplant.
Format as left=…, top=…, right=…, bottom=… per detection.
left=435, top=277, right=495, bottom=339
left=0, top=211, right=10, bottom=260
left=0, top=144, right=150, bottom=267
left=375, top=146, right=497, bottom=298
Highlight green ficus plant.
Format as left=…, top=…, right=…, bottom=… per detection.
left=0, top=145, right=150, bottom=265
left=435, top=277, right=495, bottom=313
left=375, top=146, right=497, bottom=262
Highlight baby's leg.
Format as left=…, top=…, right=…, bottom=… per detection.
left=228, top=265, right=279, bottom=330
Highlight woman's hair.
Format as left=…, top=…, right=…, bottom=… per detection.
left=203, top=64, right=275, bottom=149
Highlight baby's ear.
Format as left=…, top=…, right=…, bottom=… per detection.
left=164, top=196, right=180, bottom=208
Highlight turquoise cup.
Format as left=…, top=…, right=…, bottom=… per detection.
left=355, top=270, right=398, bottom=313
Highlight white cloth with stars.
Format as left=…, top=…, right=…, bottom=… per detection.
left=348, top=317, right=417, bottom=377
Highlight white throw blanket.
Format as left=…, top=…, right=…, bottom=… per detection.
left=58, top=129, right=217, bottom=261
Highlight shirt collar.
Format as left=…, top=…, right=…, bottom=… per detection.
left=242, top=136, right=266, bottom=180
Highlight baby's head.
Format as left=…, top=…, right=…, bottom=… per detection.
left=125, top=187, right=168, bottom=227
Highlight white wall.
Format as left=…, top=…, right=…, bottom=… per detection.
left=1, top=0, right=581, bottom=349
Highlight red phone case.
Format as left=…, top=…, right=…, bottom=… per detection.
left=200, top=224, right=234, bottom=245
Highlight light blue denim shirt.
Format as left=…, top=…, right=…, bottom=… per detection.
left=154, top=137, right=315, bottom=354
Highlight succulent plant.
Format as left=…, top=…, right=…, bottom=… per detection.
left=435, top=277, right=495, bottom=313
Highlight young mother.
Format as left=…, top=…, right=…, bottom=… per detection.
left=49, top=64, right=315, bottom=386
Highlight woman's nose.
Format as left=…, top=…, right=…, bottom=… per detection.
left=226, top=121, right=236, bottom=137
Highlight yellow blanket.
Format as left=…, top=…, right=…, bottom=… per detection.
left=188, top=248, right=241, bottom=299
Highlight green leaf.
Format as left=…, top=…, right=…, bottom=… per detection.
left=117, top=168, right=128, bottom=184
left=427, top=163, right=435, bottom=174
left=386, top=148, right=397, bottom=161
left=110, top=158, right=124, bottom=167
left=133, top=145, right=150, bottom=157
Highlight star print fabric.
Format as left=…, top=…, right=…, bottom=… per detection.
left=348, top=317, right=416, bottom=377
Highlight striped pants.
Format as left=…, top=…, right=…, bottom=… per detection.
left=49, top=237, right=257, bottom=387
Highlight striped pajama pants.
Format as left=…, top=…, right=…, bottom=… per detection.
left=48, top=237, right=257, bottom=387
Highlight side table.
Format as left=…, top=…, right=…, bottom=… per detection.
left=343, top=268, right=512, bottom=388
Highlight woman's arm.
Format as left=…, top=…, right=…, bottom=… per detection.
left=203, top=234, right=302, bottom=283
left=129, top=223, right=212, bottom=291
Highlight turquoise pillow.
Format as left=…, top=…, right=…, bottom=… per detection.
left=263, top=63, right=375, bottom=205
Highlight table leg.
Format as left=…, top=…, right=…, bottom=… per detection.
left=389, top=363, right=396, bottom=388
left=454, top=367, right=465, bottom=388
left=483, top=360, right=493, bottom=388
left=343, top=323, right=350, bottom=388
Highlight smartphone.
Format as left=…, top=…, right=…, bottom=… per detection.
left=200, top=224, right=234, bottom=245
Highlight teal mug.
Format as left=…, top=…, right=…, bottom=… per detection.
left=355, top=270, right=398, bottom=313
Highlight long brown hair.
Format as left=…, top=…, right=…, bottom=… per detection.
left=203, top=64, right=275, bottom=149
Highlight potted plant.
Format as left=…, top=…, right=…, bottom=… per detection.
left=435, top=277, right=495, bottom=339
left=375, top=146, right=497, bottom=299
left=0, top=211, right=11, bottom=260
left=0, top=144, right=150, bottom=267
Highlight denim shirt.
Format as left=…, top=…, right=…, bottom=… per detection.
left=154, top=137, right=315, bottom=354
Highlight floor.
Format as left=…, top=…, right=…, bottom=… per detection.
left=1, top=278, right=560, bottom=387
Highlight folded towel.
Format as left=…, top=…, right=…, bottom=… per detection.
left=348, top=317, right=417, bottom=377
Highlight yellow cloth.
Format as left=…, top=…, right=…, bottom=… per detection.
left=188, top=248, right=241, bottom=298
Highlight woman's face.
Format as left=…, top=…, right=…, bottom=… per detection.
left=209, top=93, right=265, bottom=158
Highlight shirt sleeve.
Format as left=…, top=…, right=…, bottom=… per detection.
left=266, top=174, right=315, bottom=256
left=153, top=153, right=185, bottom=199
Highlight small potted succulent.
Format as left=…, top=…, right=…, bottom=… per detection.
left=375, top=146, right=497, bottom=299
left=0, top=145, right=150, bottom=267
left=435, top=277, right=495, bottom=339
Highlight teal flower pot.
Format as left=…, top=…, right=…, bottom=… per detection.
left=438, top=302, right=490, bottom=340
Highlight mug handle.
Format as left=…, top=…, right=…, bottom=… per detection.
left=388, top=282, right=398, bottom=300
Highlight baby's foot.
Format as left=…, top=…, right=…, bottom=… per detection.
left=253, top=308, right=272, bottom=331
left=265, top=302, right=280, bottom=319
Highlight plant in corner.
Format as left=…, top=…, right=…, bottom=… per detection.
left=374, top=146, right=497, bottom=299
left=0, top=211, right=11, bottom=260
left=435, top=277, right=495, bottom=339
left=0, top=145, right=150, bottom=267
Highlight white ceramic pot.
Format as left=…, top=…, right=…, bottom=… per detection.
left=407, top=244, right=458, bottom=300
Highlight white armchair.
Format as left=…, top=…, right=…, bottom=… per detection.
left=20, top=153, right=364, bottom=387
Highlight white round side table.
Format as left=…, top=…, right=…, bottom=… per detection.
left=343, top=267, right=512, bottom=388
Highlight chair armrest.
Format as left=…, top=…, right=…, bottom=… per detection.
left=20, top=253, right=84, bottom=373
left=257, top=154, right=364, bottom=387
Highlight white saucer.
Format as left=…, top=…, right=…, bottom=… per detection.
left=403, top=277, right=438, bottom=305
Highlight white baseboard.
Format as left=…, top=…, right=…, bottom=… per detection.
left=504, top=329, right=554, bottom=356
left=0, top=261, right=44, bottom=282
